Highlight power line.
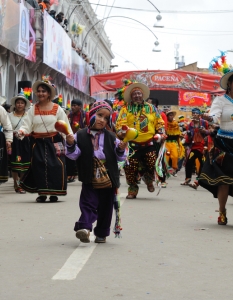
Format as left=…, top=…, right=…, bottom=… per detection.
left=99, top=17, right=233, bottom=33
left=85, top=2, right=233, bottom=14
left=105, top=20, right=233, bottom=36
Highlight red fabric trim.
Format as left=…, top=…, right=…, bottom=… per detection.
left=34, top=103, right=59, bottom=116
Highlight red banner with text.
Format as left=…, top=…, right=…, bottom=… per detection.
left=90, top=70, right=223, bottom=97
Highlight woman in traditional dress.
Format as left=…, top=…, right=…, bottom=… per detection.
left=18, top=77, right=72, bottom=202
left=9, top=92, right=31, bottom=193
left=0, top=103, right=13, bottom=184
left=199, top=70, right=233, bottom=225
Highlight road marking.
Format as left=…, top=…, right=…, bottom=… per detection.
left=52, top=194, right=126, bottom=280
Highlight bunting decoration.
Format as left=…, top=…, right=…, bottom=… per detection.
left=66, top=99, right=71, bottom=110
left=58, top=94, right=63, bottom=106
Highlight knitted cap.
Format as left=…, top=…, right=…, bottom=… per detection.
left=89, top=101, right=112, bottom=128
left=89, top=101, right=112, bottom=117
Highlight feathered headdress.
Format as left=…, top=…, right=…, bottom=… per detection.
left=116, top=79, right=136, bottom=101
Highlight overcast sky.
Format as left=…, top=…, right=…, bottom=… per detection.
left=89, top=0, right=233, bottom=72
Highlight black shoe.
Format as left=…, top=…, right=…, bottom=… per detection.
left=49, top=196, right=58, bottom=202
left=94, top=236, right=106, bottom=243
left=36, top=196, right=47, bottom=202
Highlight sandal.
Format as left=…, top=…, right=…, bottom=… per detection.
left=188, top=181, right=199, bottom=190
left=180, top=178, right=191, bottom=186
left=36, top=196, right=47, bottom=203
left=218, top=210, right=227, bottom=225
left=15, top=186, right=26, bottom=194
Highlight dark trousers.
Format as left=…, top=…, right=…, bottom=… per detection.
left=74, top=184, right=115, bottom=237
left=185, top=149, right=203, bottom=179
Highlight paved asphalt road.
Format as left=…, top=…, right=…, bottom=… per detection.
left=1, top=171, right=233, bottom=300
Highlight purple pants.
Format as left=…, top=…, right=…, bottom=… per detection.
left=74, top=183, right=115, bottom=237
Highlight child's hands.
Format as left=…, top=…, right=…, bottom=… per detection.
left=66, top=134, right=75, bottom=145
left=117, top=141, right=127, bottom=151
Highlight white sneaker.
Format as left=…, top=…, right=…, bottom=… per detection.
left=75, top=229, right=90, bottom=243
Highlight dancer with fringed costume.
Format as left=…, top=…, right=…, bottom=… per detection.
left=66, top=101, right=127, bottom=243
left=199, top=70, right=233, bottom=226
left=17, top=76, right=72, bottom=203
left=115, top=82, right=165, bottom=199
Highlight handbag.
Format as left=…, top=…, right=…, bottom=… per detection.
left=92, top=156, right=112, bottom=189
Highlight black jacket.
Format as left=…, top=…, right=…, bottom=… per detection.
left=76, top=128, right=120, bottom=188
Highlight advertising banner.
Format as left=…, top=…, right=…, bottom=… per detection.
left=43, top=11, right=71, bottom=79
left=90, top=70, right=223, bottom=97
left=0, top=0, right=36, bottom=62
left=19, top=1, right=29, bottom=56
left=179, top=91, right=211, bottom=106
left=66, top=49, right=94, bottom=93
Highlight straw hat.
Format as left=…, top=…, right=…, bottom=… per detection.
left=123, top=82, right=150, bottom=103
left=220, top=69, right=233, bottom=90
left=166, top=109, right=177, bottom=117
left=32, top=78, right=56, bottom=100
left=10, top=93, right=31, bottom=111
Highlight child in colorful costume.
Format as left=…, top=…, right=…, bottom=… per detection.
left=66, top=101, right=127, bottom=243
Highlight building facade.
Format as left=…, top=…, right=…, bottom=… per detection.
left=0, top=0, right=114, bottom=106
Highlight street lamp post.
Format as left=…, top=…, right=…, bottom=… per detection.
left=80, top=15, right=161, bottom=57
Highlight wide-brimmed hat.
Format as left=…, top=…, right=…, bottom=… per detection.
left=166, top=109, right=177, bottom=117
left=123, top=82, right=150, bottom=103
left=0, top=96, right=7, bottom=105
left=32, top=79, right=56, bottom=100
left=10, top=94, right=31, bottom=111
left=220, top=69, right=233, bottom=90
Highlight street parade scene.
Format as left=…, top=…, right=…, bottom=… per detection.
left=1, top=1, right=233, bottom=299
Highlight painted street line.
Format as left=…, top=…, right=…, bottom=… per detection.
left=52, top=194, right=126, bottom=280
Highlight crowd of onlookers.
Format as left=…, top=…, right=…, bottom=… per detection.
left=25, top=0, right=96, bottom=71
